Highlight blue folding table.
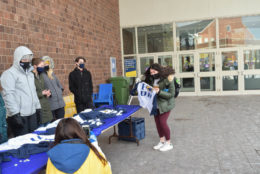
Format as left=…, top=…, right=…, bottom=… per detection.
left=0, top=105, right=141, bottom=174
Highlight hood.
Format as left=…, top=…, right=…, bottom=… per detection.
left=13, top=46, right=33, bottom=67
left=47, top=139, right=90, bottom=173
left=13, top=46, right=33, bottom=73
left=42, top=56, right=55, bottom=69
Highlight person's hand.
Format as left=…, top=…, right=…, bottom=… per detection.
left=153, top=87, right=160, bottom=94
left=46, top=90, right=51, bottom=97
left=42, top=90, right=48, bottom=96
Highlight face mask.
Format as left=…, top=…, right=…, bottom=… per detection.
left=79, top=63, right=85, bottom=69
left=20, top=61, right=30, bottom=71
left=152, top=73, right=160, bottom=79
left=37, top=67, right=45, bottom=74
left=44, top=65, right=50, bottom=72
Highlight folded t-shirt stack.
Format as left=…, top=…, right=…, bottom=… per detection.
left=34, top=107, right=126, bottom=135
left=74, top=107, right=126, bottom=130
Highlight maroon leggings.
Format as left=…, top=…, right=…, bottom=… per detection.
left=154, top=110, right=171, bottom=140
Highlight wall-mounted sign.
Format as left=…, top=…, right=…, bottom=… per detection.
left=110, top=57, right=117, bottom=77
left=124, top=59, right=137, bottom=77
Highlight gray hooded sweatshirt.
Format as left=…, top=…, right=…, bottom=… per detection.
left=0, top=46, right=41, bottom=117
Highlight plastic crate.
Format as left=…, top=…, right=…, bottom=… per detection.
left=118, top=117, right=145, bottom=142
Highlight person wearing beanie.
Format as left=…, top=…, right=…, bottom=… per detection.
left=32, top=58, right=53, bottom=125
left=69, top=57, right=93, bottom=113
left=143, top=63, right=175, bottom=152
left=41, top=56, right=65, bottom=120
left=0, top=46, right=41, bottom=137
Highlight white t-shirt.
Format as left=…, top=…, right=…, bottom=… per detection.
left=137, top=82, right=156, bottom=114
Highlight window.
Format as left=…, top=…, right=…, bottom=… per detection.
left=122, top=28, right=136, bottom=55
left=245, top=75, right=260, bottom=90
left=176, top=19, right=216, bottom=50
left=137, top=24, right=173, bottom=53
left=158, top=55, right=173, bottom=67
left=200, top=53, right=215, bottom=72
left=179, top=54, right=194, bottom=73
left=219, top=15, right=260, bottom=48
left=244, top=49, right=260, bottom=70
left=222, top=51, right=238, bottom=71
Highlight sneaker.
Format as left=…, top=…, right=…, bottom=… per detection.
left=159, top=143, right=173, bottom=152
left=153, top=142, right=165, bottom=150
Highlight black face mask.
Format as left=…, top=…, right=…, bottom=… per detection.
left=20, top=61, right=30, bottom=71
left=44, top=65, right=50, bottom=72
left=152, top=73, right=160, bottom=79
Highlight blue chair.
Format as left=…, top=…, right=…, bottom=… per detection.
left=93, top=84, right=114, bottom=107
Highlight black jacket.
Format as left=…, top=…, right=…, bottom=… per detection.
left=69, top=68, right=93, bottom=104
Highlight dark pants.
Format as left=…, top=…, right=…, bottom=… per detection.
left=51, top=107, right=65, bottom=120
left=7, top=113, right=37, bottom=137
left=76, top=101, right=93, bottom=113
left=154, top=110, right=171, bottom=141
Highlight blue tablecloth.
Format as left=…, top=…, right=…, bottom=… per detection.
left=0, top=105, right=141, bottom=174
left=91, top=105, right=141, bottom=136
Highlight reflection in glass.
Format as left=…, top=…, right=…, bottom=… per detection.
left=219, top=15, right=260, bottom=48
left=200, top=53, right=215, bottom=72
left=176, top=19, right=216, bottom=50
left=158, top=55, right=173, bottom=67
left=140, top=57, right=154, bottom=74
left=137, top=24, right=173, bottom=53
left=179, top=54, right=194, bottom=72
left=223, top=76, right=238, bottom=91
left=222, top=51, right=238, bottom=71
left=122, top=28, right=136, bottom=55
left=244, top=50, right=260, bottom=70
left=180, top=78, right=194, bottom=92
left=245, top=75, right=260, bottom=90
left=200, top=77, right=215, bottom=91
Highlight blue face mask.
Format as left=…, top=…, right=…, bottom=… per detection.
left=79, top=63, right=85, bottom=69
left=37, top=67, right=45, bottom=74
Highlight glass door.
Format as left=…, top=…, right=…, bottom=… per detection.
left=218, top=49, right=241, bottom=94
left=138, top=55, right=155, bottom=77
left=158, top=54, right=173, bottom=68
left=177, top=52, right=197, bottom=95
left=243, top=48, right=260, bottom=94
left=197, top=51, right=217, bottom=95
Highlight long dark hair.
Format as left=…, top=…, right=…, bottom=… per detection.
left=161, top=66, right=175, bottom=78
left=144, top=63, right=163, bottom=77
left=54, top=118, right=107, bottom=166
left=144, top=63, right=175, bottom=81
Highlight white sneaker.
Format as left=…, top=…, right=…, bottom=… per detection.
left=159, top=143, right=173, bottom=152
left=153, top=142, right=165, bottom=150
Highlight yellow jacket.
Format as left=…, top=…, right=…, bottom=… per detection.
left=46, top=139, right=112, bottom=174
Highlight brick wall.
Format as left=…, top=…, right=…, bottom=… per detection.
left=0, top=0, right=122, bottom=94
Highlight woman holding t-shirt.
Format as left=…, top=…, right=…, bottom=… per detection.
left=143, top=63, right=175, bottom=152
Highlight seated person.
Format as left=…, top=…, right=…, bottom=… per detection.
left=46, top=118, right=112, bottom=174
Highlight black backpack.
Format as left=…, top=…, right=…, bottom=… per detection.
left=174, top=78, right=181, bottom=98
